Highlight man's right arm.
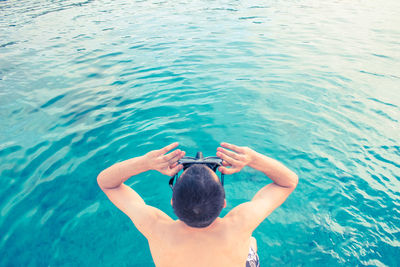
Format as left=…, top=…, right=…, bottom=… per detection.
left=217, top=143, right=298, bottom=233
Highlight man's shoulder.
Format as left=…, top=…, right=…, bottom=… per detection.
left=224, top=202, right=252, bottom=220
left=223, top=202, right=261, bottom=233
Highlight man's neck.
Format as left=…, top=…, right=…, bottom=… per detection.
left=176, top=218, right=221, bottom=232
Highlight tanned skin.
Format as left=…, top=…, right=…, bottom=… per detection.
left=97, top=142, right=298, bottom=267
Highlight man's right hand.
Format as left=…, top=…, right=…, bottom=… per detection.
left=216, top=142, right=255, bottom=174
left=144, top=142, right=185, bottom=176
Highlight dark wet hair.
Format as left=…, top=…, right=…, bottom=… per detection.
left=172, top=164, right=225, bottom=228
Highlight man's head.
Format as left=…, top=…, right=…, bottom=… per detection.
left=172, top=164, right=226, bottom=228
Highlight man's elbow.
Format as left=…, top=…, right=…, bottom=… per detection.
left=289, top=173, right=299, bottom=189
left=97, top=171, right=106, bottom=190
left=97, top=171, right=120, bottom=190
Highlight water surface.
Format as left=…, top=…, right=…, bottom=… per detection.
left=1, top=0, right=399, bottom=266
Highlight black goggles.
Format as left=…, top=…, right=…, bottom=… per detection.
left=169, top=152, right=225, bottom=189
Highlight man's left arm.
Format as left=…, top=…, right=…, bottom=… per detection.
left=97, top=143, right=185, bottom=237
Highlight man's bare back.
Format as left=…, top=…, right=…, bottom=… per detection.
left=148, top=218, right=253, bottom=267
left=97, top=142, right=298, bottom=266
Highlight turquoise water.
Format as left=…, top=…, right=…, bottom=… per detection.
left=1, top=0, right=400, bottom=266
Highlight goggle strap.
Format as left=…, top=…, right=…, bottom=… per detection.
left=169, top=174, right=176, bottom=189
left=169, top=168, right=225, bottom=189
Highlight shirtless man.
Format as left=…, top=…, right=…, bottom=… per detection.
left=97, top=142, right=298, bottom=267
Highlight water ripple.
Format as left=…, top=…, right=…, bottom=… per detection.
left=1, top=0, right=400, bottom=266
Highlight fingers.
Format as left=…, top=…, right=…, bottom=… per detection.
left=216, top=150, right=240, bottom=166
left=222, top=160, right=231, bottom=167
left=164, top=149, right=184, bottom=161
left=158, top=142, right=179, bottom=155
left=170, top=161, right=179, bottom=168
left=220, top=142, right=244, bottom=153
left=164, top=150, right=185, bottom=168
left=167, top=164, right=183, bottom=176
left=217, top=147, right=242, bottom=161
left=219, top=166, right=239, bottom=175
